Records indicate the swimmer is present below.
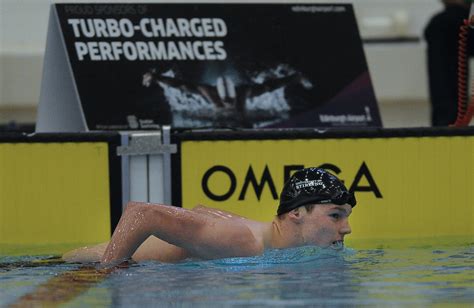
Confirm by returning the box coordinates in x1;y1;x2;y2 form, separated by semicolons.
63;167;355;266
142;70;313;126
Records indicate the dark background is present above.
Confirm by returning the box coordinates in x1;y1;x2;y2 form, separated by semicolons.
56;3;380;130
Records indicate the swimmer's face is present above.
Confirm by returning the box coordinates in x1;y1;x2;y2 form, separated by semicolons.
300;204;352;249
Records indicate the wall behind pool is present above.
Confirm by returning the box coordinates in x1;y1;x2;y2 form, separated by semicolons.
175;128;474;241
0;129;472;253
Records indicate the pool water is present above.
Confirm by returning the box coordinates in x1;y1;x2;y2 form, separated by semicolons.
1;240;473;307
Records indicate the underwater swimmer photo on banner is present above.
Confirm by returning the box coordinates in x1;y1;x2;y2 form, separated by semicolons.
43;3;381;130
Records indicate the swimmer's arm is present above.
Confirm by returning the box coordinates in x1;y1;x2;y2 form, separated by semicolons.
63;236;186;263
101;202;261;266
65;204;235;263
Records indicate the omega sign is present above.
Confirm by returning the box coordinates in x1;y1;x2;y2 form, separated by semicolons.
201;162;382;202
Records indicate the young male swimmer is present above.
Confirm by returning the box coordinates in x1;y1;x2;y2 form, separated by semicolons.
63;167;356;266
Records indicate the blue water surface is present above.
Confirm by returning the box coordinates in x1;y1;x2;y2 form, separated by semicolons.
1;243;473;307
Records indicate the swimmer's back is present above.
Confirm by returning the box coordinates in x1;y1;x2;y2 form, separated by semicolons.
192;204;268;248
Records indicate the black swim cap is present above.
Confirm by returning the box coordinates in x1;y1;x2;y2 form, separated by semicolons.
277;167;356;216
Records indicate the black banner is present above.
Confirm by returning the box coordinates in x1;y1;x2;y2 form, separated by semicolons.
55;3;381;130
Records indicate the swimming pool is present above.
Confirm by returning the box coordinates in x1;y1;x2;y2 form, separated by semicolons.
1;239;473;307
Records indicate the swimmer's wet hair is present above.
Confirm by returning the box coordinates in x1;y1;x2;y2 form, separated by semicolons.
277;167;356;216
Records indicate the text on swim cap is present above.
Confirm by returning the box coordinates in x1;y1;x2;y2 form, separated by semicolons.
294;179;325;190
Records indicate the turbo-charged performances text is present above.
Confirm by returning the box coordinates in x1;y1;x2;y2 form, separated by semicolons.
68;18;228;61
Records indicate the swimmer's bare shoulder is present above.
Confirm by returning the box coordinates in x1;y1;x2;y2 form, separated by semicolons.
192;204;268;247
192;204;246;219
133;204;264;262
100;202;264;265
63;203;264;264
